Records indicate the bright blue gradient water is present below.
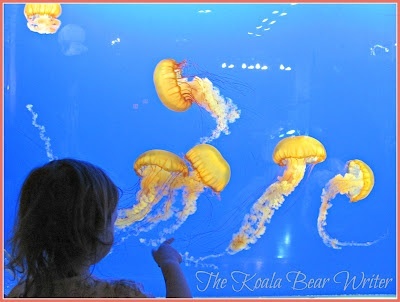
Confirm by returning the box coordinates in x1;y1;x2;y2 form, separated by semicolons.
3;3;397;298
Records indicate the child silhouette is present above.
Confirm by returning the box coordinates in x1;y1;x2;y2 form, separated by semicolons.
7;159;192;298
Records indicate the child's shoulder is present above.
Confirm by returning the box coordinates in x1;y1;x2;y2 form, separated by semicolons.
7;276;152;298
93;277;153;298
7;282;25;298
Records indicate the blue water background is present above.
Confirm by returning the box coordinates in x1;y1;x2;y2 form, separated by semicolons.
3;3;397;298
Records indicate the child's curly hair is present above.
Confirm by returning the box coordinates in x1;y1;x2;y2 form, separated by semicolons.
8;158;120;297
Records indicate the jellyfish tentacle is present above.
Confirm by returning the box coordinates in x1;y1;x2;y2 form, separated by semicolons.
192;77;241;143
228;161;307;254
115;170;181;227
159;175;205;237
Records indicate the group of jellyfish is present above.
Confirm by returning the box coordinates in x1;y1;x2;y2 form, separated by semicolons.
121;57;378;254
24;3;379;255
116;143;231;246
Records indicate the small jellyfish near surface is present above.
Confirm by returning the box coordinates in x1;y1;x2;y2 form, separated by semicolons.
57;24;88;56
24;3;62;34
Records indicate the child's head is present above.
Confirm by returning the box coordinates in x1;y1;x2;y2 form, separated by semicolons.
10;158;120;283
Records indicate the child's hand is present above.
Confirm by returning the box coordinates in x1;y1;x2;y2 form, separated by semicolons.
152;238;182;268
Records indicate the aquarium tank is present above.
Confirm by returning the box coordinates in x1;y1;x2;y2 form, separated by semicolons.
3;3;397;298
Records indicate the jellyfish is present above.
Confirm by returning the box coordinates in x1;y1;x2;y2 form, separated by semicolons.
24;3;62;34
115;149;189;227
317;159;379;249
57;24;88;56
228;136;326;254
153;59;241;143
143;144;231;245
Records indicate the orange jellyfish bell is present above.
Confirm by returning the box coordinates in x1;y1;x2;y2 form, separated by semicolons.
153;59;193;112
346;159;374;202
24;3;62;34
134;149;189;177
273;135;327;166
273;135;327;182
185;144;231;193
